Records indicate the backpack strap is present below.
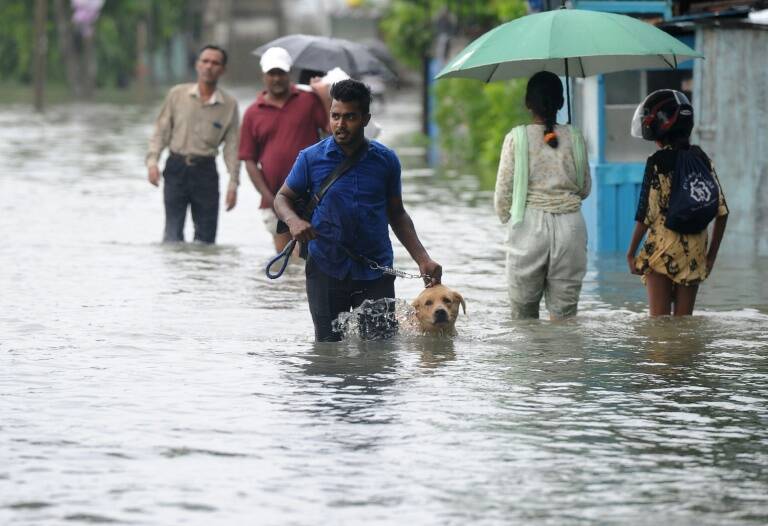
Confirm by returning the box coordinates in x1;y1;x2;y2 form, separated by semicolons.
570;127;586;191
510;125;529;226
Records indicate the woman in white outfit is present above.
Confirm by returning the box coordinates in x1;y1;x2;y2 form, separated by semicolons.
494;71;591;319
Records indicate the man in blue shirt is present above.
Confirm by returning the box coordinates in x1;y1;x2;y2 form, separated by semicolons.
274;79;442;341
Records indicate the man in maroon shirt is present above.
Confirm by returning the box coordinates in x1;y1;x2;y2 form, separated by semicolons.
239;46;329;252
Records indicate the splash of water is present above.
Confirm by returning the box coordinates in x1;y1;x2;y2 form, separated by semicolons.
332;298;423;340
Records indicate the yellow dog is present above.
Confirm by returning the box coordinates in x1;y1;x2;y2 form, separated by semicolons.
411;284;466;336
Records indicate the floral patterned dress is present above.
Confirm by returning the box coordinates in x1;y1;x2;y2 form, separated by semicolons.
634;145;729;286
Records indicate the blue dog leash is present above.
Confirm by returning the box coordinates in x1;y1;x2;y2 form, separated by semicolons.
265;239;297;279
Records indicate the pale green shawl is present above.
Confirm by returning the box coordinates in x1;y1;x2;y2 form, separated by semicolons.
509;125;587;225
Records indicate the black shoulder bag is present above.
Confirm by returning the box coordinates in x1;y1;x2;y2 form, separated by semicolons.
266;140;368;279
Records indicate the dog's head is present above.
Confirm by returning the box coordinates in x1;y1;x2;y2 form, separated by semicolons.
411;284;466;335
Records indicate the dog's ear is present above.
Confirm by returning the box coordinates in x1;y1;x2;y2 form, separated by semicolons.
454;292;466;314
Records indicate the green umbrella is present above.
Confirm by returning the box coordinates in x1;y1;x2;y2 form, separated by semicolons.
436;8;703;121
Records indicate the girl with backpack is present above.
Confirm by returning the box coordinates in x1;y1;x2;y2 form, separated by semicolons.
494;71;591;319
626;89;729;316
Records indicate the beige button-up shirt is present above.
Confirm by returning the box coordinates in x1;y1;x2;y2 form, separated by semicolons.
146;83;241;191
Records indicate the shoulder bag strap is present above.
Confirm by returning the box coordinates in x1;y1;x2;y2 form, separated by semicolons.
510;125;529;226
301;139;369;221
265;140;369;280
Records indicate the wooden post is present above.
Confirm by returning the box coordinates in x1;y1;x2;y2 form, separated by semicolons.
33;0;48;112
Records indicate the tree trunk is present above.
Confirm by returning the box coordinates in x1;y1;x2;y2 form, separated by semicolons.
33;0;48;112
53;0;82;97
82;32;96;98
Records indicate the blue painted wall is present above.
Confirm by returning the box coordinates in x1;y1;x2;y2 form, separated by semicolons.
594;163;645;251
589;73;647;252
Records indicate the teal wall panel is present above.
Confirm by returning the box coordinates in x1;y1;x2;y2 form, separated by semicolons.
594;163;644;251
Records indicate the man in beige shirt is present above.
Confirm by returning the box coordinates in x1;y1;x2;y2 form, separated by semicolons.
147;45;240;243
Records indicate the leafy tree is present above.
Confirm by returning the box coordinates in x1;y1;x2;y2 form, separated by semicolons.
435;77;528;186
95;0;189;88
380;1;432;69
0;0;189;95
0;2;36;83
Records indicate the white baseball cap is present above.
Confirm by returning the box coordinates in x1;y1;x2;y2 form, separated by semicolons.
260;47;292;73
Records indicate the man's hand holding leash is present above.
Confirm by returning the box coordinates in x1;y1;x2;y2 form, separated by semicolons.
418;259;442;287
286;216;316;243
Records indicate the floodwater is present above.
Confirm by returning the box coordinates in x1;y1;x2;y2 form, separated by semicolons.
1;87;768;526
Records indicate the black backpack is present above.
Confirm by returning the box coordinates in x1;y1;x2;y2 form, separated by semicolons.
665;147;719;234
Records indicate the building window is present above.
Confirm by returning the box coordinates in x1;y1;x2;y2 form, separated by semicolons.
603;69;693;163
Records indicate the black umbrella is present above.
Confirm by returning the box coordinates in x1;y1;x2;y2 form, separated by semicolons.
253;34;396;80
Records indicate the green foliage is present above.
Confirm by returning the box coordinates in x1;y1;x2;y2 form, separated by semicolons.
490;0;529;21
381;0;528;68
381;0;529;185
435;78;528;186
96;0;188;88
0;0;188;89
380;1;433;69
0;2;34;83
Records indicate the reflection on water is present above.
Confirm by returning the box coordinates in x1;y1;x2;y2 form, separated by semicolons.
1;91;768;525
298;342;400;424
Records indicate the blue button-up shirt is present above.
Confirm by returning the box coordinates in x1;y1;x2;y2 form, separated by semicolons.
285;136;402;280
